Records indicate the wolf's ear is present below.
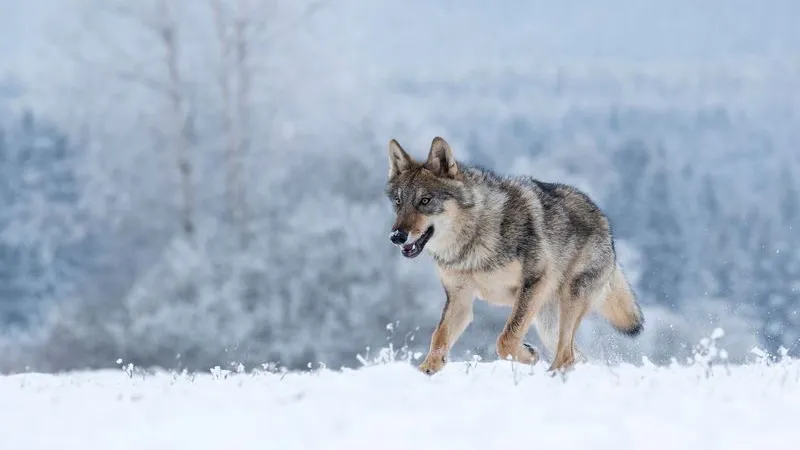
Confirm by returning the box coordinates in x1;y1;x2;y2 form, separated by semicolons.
424;137;458;178
388;139;413;178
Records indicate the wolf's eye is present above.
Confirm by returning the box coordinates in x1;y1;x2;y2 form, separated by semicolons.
395;197;401;205
420;197;431;205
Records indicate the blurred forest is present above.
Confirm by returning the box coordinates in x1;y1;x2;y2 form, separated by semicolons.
0;0;798;372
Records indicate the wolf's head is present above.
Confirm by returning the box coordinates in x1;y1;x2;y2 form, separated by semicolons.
384;136;469;259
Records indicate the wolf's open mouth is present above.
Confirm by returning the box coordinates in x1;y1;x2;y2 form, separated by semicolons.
401;226;434;258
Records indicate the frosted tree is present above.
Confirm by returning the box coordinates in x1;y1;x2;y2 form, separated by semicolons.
210;0;253;245
52;0;203;245
207;0;329;247
0;111;86;326
110;0;197;242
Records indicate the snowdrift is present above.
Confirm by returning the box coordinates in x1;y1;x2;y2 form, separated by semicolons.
2;355;798;450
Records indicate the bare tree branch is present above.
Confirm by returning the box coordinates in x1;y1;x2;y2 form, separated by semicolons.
233;0;253;246
156;0;196;242
265;0;329;42
45;0;173;95
210;0;240;230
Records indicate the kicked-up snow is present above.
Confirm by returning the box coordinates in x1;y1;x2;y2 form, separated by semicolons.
1;358;798;450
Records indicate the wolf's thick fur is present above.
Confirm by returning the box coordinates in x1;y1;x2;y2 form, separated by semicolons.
385;137;644;374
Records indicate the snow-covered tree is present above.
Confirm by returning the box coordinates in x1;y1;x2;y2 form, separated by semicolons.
0;111;86;326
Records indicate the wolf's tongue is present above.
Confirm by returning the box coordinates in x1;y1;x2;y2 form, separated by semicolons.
401;241;422;258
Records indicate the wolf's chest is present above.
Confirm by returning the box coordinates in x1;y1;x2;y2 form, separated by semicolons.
470;260;523;306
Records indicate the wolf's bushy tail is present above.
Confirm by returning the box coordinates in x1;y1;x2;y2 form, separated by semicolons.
597;265;644;337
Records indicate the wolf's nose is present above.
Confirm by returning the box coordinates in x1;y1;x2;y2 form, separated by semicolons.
390;229;408;245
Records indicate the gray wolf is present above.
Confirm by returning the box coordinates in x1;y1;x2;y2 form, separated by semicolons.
385;136;644;374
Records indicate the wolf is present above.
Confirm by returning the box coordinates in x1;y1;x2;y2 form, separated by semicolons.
385;136;644;374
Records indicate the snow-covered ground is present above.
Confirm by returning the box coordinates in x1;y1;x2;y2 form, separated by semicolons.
2;357;798;450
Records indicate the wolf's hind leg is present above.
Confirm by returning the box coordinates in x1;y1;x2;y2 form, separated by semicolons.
532;298;559;358
496;269;557;365
548;267;609;371
548;296;591;372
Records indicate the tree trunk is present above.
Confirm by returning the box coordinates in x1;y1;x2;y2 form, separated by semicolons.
233;10;251;248
159;0;195;244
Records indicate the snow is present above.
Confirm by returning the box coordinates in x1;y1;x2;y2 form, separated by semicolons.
2;359;798;450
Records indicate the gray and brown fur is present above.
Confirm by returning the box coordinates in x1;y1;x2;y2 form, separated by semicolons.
385;136;644;374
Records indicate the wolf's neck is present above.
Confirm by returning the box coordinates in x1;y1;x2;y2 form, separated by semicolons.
429;185;507;272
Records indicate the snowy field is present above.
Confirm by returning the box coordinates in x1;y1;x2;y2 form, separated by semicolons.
2;357;799;450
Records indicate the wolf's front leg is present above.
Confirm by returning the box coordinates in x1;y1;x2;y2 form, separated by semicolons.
496;269;555;365
419;277;474;375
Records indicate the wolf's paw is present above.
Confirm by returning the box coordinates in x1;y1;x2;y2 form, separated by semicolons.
497;338;539;365
546;354;581;375
418;354;446;375
546;364;575;378
522;342;540;363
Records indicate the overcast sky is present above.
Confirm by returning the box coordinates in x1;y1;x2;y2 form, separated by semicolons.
2;0;799;110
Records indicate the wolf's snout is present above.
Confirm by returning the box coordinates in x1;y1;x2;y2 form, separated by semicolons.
390;229;408;246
